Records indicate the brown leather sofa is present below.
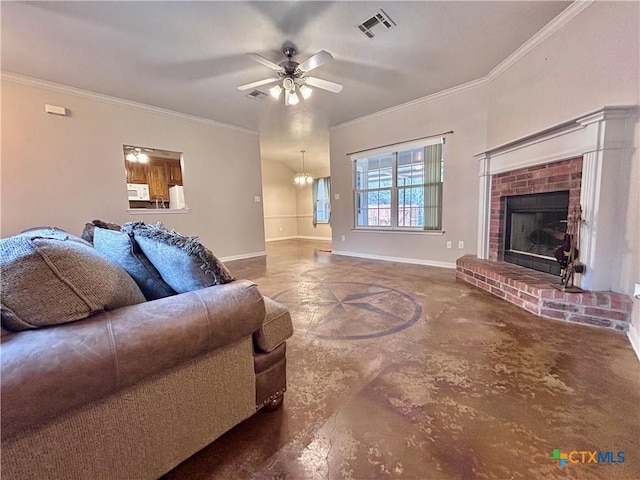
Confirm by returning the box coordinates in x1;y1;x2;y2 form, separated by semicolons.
1;280;293;479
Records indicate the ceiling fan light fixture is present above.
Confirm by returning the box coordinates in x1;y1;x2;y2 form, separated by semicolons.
242;47;343;106
282;77;295;90
299;84;313;99
269;84;283;99
285;89;299;106
126;147;150;163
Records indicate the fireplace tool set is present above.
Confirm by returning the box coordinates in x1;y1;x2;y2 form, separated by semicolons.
553;205;585;292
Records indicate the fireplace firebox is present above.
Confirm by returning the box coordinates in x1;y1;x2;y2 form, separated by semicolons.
503;191;569;275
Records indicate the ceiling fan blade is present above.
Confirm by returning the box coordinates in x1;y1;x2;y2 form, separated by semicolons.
297;50;333;73
247;53;284;72
305;76;343;93
237;78;279;91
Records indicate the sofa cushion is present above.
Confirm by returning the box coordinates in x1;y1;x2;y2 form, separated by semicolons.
123;222;235;293
0;231;146;331
81;219;121;244
254;297;294;352
93;227;176;301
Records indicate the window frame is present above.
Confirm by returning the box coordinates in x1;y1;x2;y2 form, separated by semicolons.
351;137;444;232
314;176;331;224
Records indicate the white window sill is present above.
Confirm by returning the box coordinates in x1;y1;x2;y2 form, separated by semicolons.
127;208;191;215
351;228;444;236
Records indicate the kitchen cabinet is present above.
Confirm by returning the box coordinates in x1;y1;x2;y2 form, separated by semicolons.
126;162;148;184
147;160;169;202
167;159;183;186
124;154;183;204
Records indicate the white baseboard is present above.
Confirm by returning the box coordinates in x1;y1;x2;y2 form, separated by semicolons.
265;236;331;242
628;326;640;362
296;236;332;241
265;236;298;243
219;251;266;262
331;250;456;269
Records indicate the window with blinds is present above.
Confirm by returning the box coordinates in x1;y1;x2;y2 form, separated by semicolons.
352;139;443;231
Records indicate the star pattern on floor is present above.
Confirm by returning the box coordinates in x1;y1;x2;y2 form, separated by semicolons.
273;282;422;340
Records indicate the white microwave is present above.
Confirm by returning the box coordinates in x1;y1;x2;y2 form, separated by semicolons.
127;183;150;201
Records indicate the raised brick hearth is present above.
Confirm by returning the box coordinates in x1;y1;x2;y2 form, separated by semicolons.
456;255;631;331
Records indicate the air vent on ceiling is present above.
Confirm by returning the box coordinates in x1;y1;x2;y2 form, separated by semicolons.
356;9;396;38
246;89;268;100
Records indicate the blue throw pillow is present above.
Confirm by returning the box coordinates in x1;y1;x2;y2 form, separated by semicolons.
81;219;121;244
93;227;176;301
123;222;235;294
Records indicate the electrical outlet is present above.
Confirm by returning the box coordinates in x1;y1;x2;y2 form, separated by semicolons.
446;241;452;249
334;193;340;200
341;235;346;242
458;241;464;249
254;196;261;203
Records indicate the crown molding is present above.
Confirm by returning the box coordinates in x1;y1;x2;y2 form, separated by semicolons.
330;76;487;131
486;0;594;80
331;0;593;131
1;72;258;135
3;1;593;136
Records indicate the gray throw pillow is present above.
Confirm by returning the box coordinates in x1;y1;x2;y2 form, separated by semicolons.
123;222;235;294
0;231;146;331
93;227;176;301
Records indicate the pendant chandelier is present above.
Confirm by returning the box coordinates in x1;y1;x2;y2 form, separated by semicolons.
294;150;313;185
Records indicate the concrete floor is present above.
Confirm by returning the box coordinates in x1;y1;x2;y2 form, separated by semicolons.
164;240;640;480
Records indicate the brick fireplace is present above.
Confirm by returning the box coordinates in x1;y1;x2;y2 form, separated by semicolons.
490;157;582;274
457;107;636;331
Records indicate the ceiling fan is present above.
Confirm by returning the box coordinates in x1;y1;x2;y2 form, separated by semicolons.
237;46;343;105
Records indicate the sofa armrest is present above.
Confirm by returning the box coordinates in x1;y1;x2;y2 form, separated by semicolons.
1;280;264;439
254;297;294;353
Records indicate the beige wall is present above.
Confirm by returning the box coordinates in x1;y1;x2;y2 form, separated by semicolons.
1;78;265;259
261;160;299;241
487;1;639;147
262;161;332;241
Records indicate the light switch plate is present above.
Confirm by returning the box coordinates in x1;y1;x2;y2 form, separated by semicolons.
254;196;261;202
334;193;340;200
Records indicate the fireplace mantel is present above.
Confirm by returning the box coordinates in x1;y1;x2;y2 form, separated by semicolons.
475;106;637;291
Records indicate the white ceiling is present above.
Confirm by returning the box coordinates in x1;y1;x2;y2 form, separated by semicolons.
1;1;571;171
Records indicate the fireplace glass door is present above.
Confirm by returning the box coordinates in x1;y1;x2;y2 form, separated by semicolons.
504;191;569;275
